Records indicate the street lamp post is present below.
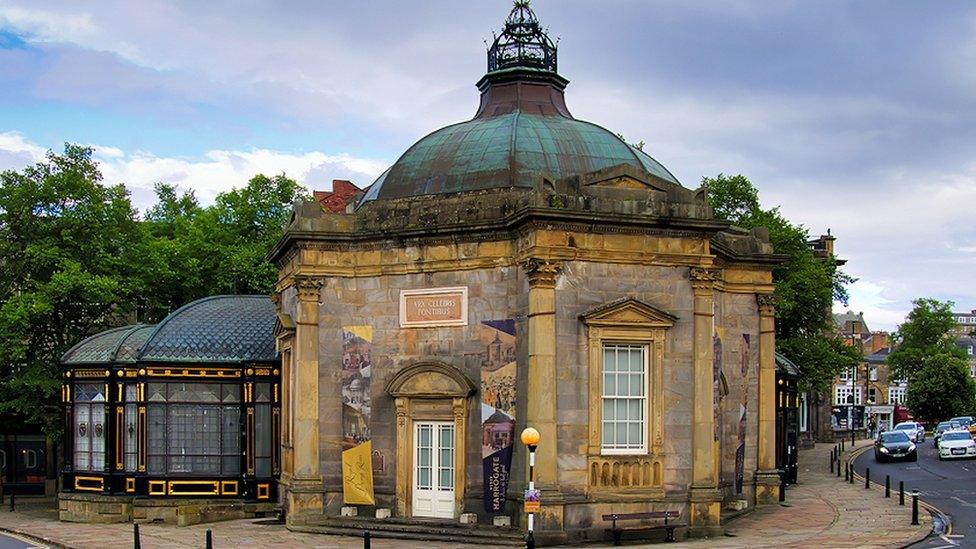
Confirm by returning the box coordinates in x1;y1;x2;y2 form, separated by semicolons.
521;427;541;549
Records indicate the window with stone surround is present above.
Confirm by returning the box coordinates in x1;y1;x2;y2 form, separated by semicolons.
889;386;906;405
601;343;648;453
580;298;673;492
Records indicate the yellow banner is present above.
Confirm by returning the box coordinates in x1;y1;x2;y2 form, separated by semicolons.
341;440;375;505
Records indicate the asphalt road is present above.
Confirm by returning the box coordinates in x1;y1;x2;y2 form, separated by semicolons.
854;438;976;548
0;533;39;549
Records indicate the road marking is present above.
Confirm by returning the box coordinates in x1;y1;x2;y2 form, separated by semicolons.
950;496;976;509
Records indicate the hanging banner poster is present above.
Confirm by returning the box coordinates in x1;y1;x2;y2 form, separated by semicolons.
480;319;517;513
342;439;375;505
341;326;373;450
734;334;750;494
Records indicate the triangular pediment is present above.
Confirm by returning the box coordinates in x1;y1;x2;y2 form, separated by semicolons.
579;297;677;328
578;164;670;192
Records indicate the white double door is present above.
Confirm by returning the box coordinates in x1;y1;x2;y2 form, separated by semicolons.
412;421;455;519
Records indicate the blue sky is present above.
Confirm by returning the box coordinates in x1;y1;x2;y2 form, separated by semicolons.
1;0;974;331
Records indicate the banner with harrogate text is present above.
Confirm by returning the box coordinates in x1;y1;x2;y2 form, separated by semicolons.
479;319;517;513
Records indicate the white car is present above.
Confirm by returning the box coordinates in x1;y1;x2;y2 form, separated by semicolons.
893;421;924;443
938;430;976;460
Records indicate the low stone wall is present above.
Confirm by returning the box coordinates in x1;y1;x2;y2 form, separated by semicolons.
59;493;276;526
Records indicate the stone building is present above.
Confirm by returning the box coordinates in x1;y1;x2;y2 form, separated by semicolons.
270;1;780;544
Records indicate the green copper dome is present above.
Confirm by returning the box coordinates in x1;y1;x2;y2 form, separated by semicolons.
360;2;680;204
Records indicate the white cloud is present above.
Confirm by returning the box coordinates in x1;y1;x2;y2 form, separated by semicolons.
0;133;389;210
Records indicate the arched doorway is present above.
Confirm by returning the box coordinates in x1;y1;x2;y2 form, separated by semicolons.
384;362;475;519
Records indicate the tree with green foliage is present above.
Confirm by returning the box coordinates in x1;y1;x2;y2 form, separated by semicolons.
888;299;975;422
0;145;308;438
703;173;860;391
0;145;148;436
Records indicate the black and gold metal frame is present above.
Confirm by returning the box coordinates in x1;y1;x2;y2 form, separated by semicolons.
61;364;280;501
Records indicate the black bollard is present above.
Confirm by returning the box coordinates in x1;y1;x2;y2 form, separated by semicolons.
526;531;536;549
8;491;13;512
841;439;845;452
780;474;787;503
865;467;870;489
206;529;213;549
912;490;919;525
844;462;849;481
849;462;854;484
836;458;841;477
899;481;905;506
852;429;856;447
830;454;834;473
364;530;371;549
885;475;891;498
134;523;142;549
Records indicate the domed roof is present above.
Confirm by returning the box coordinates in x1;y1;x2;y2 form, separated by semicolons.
360;1;680;205
62;324;155;365
139;295;277;363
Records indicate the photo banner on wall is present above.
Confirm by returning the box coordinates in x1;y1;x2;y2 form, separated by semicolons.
479;319;517;514
341;326;373;448
734;334;750;494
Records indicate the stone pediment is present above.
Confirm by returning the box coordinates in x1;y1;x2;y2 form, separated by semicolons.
273;313;296;339
385;361;477;399
579;297;677;328
577;164;670;192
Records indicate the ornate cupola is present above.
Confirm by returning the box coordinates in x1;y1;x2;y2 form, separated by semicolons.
357;0;682;203
475;0;570;118
487;0;557;74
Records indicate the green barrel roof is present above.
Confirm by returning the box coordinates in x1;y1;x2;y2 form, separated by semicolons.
360;111;680;203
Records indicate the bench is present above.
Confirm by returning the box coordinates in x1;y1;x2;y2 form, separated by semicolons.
602;510;683;545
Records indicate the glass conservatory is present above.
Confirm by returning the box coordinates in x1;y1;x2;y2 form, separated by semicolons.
60;295;279;522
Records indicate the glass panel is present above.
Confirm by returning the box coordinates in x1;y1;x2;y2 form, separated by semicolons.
124;384;137;402
147;404;166;474
419;447;431;467
255;383;271;403
603;348;615;372
420;426;431;447
147;383;166;402
628;423;641;447
618;373;629;397
124;403;138;472
419;467;430;489
602;422;614;446
604;373;616;396
90;403;105;470
73;404;90;471
222;385;240;403
439;426;453;450
255;404;271;477
439;468;453;489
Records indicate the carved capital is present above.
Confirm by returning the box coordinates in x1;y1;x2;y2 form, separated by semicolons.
757;293;777;316
294;276;324;303
521;258;563;288
690;267;722;290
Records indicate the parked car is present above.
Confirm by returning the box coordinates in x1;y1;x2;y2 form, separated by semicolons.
949;416;976;436
893;421;924;443
938;430;976;460
875;430;918;462
934;421;961;445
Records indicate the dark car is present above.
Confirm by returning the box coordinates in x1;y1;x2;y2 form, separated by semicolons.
874;430;918;462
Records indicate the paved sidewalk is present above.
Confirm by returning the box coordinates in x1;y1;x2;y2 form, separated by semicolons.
0;440;930;548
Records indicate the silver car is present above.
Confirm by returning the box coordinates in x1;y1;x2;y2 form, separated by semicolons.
893;421;925;443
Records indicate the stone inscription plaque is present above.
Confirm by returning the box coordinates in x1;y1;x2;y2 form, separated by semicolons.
399;287;468;328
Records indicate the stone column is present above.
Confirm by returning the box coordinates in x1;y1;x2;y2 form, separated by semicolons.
287;276;324;519
522;258;564;538
688;267;722;536
754;293;780;504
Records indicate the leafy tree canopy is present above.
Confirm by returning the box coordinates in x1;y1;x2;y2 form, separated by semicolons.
703;173;857;390
887;298;974;421
0;145;307;437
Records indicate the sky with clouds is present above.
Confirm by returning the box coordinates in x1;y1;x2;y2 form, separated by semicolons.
0;0;974;331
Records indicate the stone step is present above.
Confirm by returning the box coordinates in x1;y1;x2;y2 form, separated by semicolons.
292;516;525;546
